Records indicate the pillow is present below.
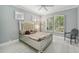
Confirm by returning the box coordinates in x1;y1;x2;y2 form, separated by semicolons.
25;31;30;35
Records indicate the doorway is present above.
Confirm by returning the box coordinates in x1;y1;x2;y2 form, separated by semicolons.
47;15;64;36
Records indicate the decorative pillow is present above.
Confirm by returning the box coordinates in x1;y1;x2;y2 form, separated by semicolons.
25;31;30;35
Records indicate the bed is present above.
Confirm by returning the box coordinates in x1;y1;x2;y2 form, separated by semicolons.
19;21;53;52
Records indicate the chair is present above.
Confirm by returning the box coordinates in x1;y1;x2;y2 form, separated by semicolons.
64;28;78;44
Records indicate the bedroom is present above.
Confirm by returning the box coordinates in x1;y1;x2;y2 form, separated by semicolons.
0;5;79;53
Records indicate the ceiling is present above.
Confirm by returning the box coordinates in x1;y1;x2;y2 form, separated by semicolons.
15;5;78;15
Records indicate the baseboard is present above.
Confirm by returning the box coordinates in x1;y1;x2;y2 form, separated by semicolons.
0;39;19;47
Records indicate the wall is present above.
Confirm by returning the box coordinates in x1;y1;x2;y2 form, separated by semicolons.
0;5;40;44
41;8;78;33
77;7;79;30
0;6;19;44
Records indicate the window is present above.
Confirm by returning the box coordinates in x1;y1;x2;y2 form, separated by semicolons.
47;15;64;33
54;15;64;33
47;17;54;31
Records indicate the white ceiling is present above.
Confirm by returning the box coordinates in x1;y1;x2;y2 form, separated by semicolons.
15;5;78;15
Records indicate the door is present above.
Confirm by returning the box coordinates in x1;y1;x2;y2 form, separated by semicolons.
47;15;64;35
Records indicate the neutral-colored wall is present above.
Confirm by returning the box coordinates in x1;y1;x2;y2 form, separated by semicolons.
41;8;78;33
0;6;19;44
77;7;79;30
0;5;40;44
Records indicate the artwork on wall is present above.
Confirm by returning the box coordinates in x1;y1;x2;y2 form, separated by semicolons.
15;11;24;20
15;11;24;31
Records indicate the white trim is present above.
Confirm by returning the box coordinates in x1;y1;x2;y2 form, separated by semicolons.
0;39;19;47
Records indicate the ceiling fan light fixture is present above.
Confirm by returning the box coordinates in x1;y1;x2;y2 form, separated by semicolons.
38;5;54;11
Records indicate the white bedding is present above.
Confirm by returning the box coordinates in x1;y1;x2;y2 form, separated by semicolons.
24;32;51;41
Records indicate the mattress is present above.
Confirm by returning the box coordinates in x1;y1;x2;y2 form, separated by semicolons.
24;32;51;41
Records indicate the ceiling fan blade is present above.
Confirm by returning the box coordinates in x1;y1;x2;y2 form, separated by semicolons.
38;5;52;11
44;7;48;11
38;6;42;10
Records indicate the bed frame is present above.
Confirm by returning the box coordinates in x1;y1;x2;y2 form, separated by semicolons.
19;21;53;52
19;33;52;53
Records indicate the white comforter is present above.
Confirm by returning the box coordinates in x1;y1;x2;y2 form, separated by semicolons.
24;32;51;41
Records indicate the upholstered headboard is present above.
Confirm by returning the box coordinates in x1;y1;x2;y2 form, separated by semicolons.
20;20;35;34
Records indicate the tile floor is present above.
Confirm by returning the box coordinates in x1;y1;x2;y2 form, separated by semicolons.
0;35;79;53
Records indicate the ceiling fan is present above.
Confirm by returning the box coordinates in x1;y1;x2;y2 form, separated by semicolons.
38;5;54;11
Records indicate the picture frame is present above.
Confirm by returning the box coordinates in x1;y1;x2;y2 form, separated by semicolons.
15;11;24;20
